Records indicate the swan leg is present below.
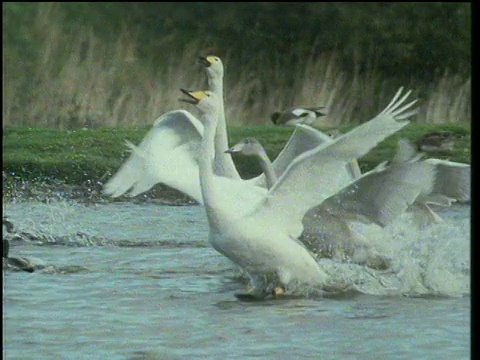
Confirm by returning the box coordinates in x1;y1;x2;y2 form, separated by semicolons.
235;272;286;300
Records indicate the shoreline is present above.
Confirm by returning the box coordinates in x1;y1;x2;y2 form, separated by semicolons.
3;124;470;204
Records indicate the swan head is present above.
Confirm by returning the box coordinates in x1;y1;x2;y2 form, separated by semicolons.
179;89;220;116
225;137;265;157
198;55;224;79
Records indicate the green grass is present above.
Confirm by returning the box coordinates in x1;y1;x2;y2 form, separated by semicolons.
3;123;470;187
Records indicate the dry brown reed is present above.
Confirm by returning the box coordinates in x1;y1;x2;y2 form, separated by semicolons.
3;4;471;129
421;71;471;125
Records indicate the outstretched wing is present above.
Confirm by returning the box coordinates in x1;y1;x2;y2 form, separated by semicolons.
272;125;333;176
252;87;417;237
248;125;333;188
322;159;436;227
103;110;205;203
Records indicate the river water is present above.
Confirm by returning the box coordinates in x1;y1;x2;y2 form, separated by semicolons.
3;200;470;359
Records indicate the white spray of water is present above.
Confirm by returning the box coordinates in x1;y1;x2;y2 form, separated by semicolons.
318;208;470;297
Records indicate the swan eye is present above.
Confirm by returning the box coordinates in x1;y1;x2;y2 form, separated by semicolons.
300;113;309;117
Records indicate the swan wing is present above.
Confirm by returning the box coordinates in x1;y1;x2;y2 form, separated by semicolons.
272;125;333;176
253;88;417;236
248;125;333;188
322;159;436;227
103;110;205;203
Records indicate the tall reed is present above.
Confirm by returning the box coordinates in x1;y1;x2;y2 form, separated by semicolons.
3;4;471;129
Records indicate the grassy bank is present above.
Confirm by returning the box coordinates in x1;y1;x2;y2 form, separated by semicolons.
3;123;470;189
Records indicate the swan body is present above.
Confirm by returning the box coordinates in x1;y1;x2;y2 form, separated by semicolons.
392;140;471;222
181;89;327;293
180;87;416;294
271;107;328;126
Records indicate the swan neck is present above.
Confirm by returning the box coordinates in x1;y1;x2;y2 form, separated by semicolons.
199;113;220;212
256;151;277;189
209;77;225;140
209;76;240;179
209;76;222;96
347;159;362;179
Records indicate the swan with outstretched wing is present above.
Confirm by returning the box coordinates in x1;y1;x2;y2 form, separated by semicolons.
181;87;416;297
104;55;330;200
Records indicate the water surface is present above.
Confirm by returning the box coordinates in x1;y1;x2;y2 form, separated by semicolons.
3;201;470;359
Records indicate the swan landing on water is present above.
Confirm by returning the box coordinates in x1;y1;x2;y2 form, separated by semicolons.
173;86;417;298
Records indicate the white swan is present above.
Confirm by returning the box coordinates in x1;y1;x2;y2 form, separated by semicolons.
197;55;240;179
180;89;327;296
271;106;328;126
104;55;327;199
424;158;470;203
179;87;416;296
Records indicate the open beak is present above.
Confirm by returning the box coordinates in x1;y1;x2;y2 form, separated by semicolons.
198;56;211;67
179;89;200;104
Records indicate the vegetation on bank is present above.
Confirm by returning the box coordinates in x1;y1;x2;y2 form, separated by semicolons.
4;3;471;129
3;124;471;189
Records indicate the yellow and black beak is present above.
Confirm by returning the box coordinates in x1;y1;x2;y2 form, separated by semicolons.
179;89;207;105
198;56;212;67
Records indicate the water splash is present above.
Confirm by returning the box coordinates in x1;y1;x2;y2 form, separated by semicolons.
3;172;107;204
3;172;196;205
317;208;470;297
4;198;469;298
